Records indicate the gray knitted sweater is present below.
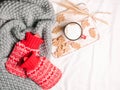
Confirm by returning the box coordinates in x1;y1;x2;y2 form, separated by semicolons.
0;0;55;89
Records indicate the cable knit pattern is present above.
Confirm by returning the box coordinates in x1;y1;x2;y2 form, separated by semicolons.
21;52;62;89
0;0;55;89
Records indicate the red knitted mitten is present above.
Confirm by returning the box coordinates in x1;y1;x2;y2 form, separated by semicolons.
21;52;62;89
5;32;43;78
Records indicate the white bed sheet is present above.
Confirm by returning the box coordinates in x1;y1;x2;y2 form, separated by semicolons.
48;0;120;90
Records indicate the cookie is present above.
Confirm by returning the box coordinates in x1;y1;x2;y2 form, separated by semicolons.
71;42;81;49
52;25;63;34
89;28;96;38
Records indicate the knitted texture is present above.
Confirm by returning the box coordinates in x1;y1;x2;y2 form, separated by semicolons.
0;0;55;59
0;58;41;90
0;0;55;89
5;32;43;78
21;52;62;89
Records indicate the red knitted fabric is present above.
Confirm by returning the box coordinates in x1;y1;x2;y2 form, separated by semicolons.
5;32;43;78
21;52;62;89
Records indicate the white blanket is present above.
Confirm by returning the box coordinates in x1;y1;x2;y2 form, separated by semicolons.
49;0;120;90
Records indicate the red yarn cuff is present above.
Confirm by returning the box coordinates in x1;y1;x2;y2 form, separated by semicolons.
21;32;44;49
20;52;40;71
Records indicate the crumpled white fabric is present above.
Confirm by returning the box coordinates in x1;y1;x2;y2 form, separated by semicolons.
49;0;120;90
